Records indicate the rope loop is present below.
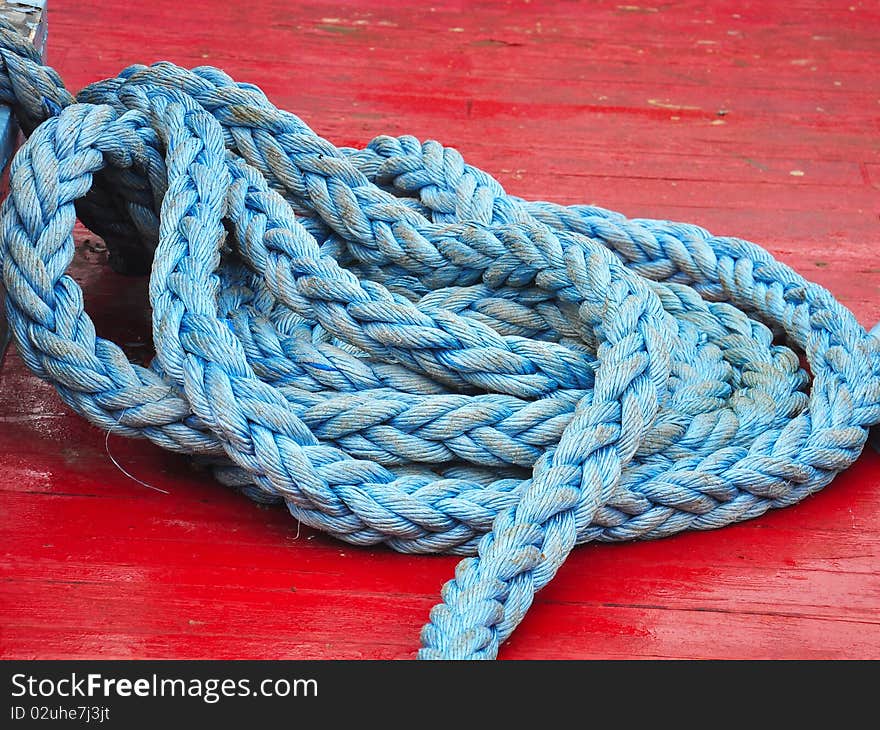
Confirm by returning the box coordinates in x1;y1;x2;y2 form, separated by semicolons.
1;19;878;659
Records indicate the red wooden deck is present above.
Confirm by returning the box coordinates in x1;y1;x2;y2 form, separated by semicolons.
1;0;879;660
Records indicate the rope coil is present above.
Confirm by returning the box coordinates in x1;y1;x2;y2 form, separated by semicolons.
1;20;878;659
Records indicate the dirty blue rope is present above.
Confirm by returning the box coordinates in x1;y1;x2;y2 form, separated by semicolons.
1;21;879;659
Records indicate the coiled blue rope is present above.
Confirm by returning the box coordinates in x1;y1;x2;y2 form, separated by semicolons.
1;21;879;659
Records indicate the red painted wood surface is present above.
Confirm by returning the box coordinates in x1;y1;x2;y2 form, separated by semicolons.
1;0;879;660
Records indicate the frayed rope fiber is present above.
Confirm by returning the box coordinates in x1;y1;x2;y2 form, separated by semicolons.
1;20;879;660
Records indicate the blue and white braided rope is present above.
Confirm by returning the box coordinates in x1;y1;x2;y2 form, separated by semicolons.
1;20;879;659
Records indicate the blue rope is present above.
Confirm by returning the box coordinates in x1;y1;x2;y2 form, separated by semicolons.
1;20;879;659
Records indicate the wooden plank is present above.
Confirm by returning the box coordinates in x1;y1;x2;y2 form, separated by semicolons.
0;0;878;660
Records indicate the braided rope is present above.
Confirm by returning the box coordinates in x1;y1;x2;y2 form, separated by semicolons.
1;21;879;659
